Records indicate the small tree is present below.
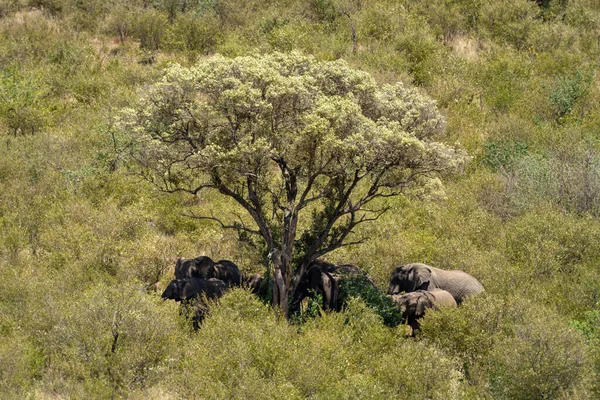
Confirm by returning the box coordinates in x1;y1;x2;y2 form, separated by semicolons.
119;52;466;317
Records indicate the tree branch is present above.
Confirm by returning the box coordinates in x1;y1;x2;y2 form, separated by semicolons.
183;211;262;236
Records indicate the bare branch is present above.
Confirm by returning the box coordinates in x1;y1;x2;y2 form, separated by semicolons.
183;211;262;236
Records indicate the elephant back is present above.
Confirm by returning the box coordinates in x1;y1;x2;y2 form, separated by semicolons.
174;256;216;280
391;290;436;316
428;288;458;308
214;259;243;286
431;267;484;304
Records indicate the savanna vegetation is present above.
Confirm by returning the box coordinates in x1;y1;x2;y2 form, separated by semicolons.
1;0;600;398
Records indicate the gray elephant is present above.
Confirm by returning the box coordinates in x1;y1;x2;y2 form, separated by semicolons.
391;289;457;335
161;277;227;302
174;256;216;280
387;263;484;304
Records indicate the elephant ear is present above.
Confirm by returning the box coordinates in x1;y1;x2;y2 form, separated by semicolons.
414;294;432;317
174;258;183;279
321;271;338;310
413;265;431;291
210;264;220;279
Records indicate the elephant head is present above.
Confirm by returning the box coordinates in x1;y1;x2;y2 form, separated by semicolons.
245;273;263;291
392;291;436;319
245;273;267;297
388;263;432;295
391;289;457;336
291;262;339;313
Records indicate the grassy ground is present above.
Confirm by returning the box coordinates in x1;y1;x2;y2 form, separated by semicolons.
1;0;600;397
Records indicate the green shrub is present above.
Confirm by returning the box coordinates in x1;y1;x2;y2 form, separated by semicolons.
133;8;169;51
422;293;593;398
0;65;49;136
309;0;338;24
480;50;532;113
103;4;137;44
482;139;529;172
393;17;445;86
412;0;483;41
548;69;594;123
572;310;600;396
176;290;469;398
338;275;403;327
164;11;220;56
38;282;183;398
479;0;540;49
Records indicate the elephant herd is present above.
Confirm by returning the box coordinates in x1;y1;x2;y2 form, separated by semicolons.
388;263;485;334
161;256;484;334
161;256;263;328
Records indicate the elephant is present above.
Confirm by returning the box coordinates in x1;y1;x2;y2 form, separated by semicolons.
292;260;377;312
162;277;228;330
245;273;268;298
174;256;243;287
174;256;216;280
214;259;243;287
387;263;484;304
245;273;263;292
391;289;457;335
161;277;227;302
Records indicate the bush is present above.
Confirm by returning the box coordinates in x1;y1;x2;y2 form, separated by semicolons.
176;290;469;398
0;65;49;136
548;69;594;124
133;8;169;51
164;11;220;57
422;293;593;398
479;0;540;49
482;139;529;172
37;282;183;398
338;274;403;327
479;50;532;113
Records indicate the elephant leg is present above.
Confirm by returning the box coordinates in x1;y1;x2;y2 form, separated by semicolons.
407;317;420;337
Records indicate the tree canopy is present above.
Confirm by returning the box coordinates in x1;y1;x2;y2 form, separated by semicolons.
120;51;467;316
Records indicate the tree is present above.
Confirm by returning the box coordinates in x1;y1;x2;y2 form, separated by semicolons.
119;52;467;318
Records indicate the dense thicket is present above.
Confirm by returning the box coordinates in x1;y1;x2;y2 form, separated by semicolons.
1;0;600;398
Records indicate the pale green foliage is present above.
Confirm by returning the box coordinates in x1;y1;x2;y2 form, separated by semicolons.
176;290;469;399
1;0;600;398
422;294;593;399
122;52;458;188
39;282;184;397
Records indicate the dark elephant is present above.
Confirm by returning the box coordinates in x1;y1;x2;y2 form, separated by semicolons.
162;277;228;330
391;289;457;335
245;273;263;292
292;260;376;312
161;277;227;302
387;263;484;304
214;259;243;287
174;256;242;287
174;256;216;280
245;273;268;298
